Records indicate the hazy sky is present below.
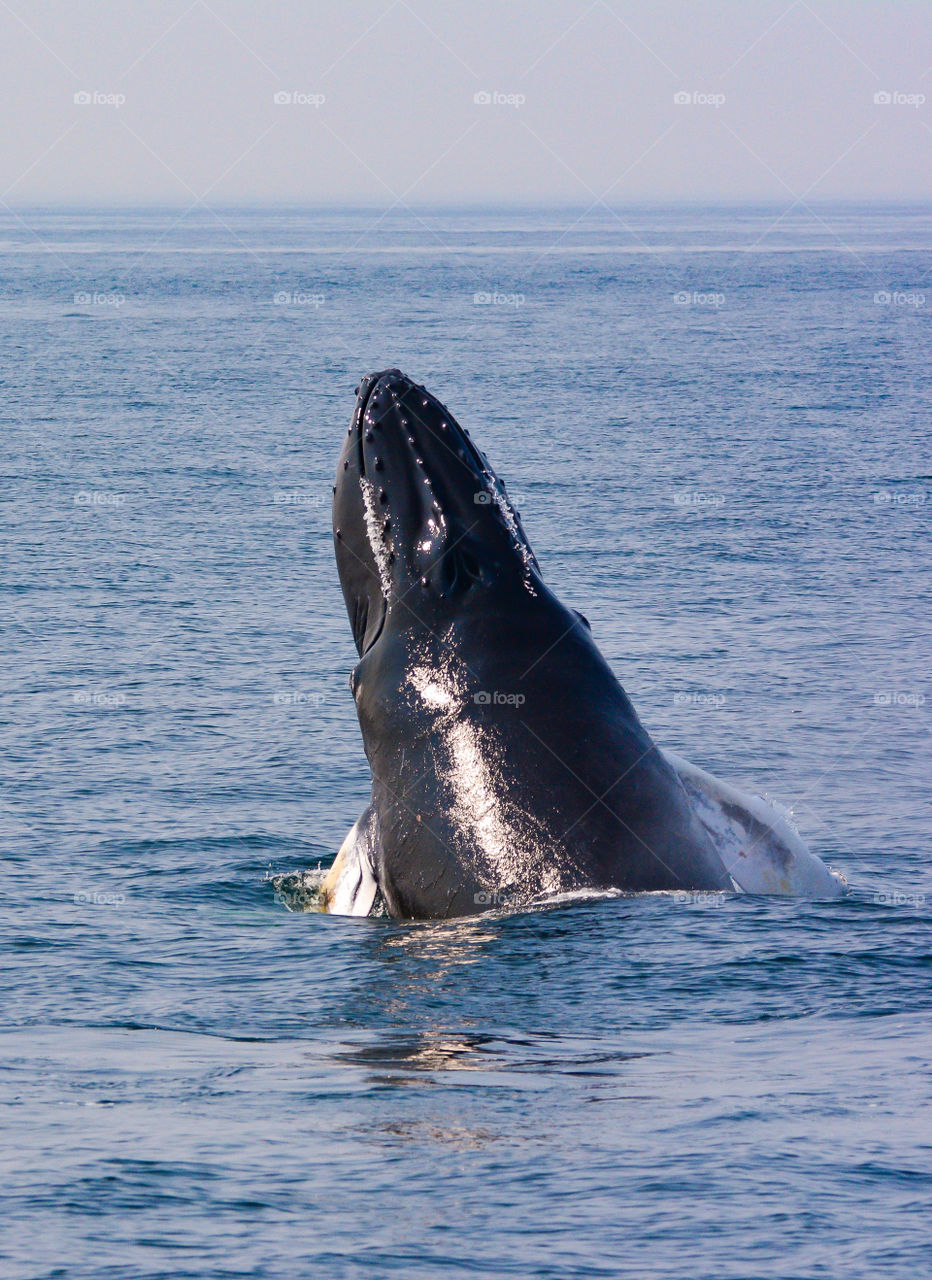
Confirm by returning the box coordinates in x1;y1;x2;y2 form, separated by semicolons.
1;0;929;204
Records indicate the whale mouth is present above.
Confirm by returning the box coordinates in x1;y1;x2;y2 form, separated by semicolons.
333;369;540;656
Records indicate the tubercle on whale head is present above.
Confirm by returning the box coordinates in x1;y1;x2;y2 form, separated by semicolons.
333;369;544;660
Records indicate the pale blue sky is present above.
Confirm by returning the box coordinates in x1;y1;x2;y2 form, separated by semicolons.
1;0;929;204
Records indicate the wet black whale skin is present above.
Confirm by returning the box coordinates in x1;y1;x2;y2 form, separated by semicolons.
332;369;731;919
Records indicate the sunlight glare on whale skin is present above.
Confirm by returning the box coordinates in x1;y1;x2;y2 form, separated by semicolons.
407;663;562;902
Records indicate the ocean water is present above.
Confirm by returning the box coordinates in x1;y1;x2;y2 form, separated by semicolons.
2;204;930;1278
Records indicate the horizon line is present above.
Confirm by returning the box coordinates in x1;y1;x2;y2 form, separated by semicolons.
3;196;931;212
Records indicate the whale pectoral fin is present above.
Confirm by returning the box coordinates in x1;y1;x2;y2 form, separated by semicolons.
661;750;845;898
320;810;381;916
319;845;353;906
572;609;591;631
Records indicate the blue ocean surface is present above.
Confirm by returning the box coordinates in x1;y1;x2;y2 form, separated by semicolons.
1;204;930;1279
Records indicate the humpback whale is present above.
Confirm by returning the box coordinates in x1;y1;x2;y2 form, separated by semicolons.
323;369;841;918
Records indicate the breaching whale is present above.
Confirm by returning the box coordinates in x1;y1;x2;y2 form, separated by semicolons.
323;369;842;918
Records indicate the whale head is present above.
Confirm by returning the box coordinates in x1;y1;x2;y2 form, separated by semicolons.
333;368;545;659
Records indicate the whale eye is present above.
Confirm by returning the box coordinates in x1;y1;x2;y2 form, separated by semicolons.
351;595;369;652
434;543;485;597
458;548;483;585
